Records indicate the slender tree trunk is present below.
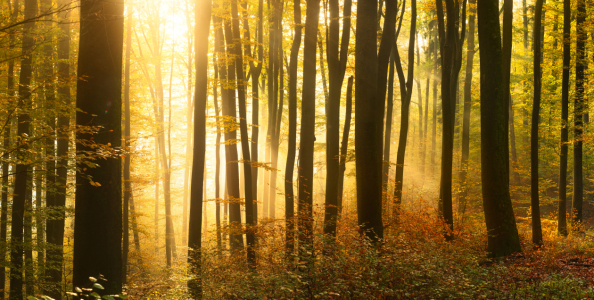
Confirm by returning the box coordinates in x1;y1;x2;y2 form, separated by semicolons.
45;0;70;297
558;0;570;236
123;9;132;284
337;76;353;213
393;0;416;211
223;18;244;251
213;54;222;255
531;0;544;246
355;0;382;242
324;0;352;238
299;0;320;253
73;0;124;294
415;33;423;172
182;0;194;247
285;0;302;257
382;52;395;191
431;20;438;175
11;0;37;297
250;0;263;225
572;0;586;225
229;0;256;266
269;2;283;219
187;0;211;296
2;1;18;297
458;0;475;213
476;0;521;258
24;178;33;296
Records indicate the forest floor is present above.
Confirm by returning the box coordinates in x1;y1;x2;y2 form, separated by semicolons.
125;203;594;300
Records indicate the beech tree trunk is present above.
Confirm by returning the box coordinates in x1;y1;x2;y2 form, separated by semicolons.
285;0;302;257
476;0;521;258
187;0;211;296
337;77;353;213
572;0;586;225
323;0;351;238
558;0;570;236
531;0;544;246
73;0;124;294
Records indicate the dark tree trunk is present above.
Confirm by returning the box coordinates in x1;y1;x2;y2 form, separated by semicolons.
250;0;264;225
415;33;423;173
223;18;244;251
24;178;33;296
285;0;302;257
382;52;395;191
393;0;416;210
299;0;320;253
531;0;544;246
458;0;475;214
476;0;521;258
73;0;124;294
182;0;194;247
123;9;132;284
45;0;70;297
435;0;465;240
337;76;353;213
558;0;570;236
355;0;382;242
2;0;18;298
502;0;518;186
323;0;351;238
229;0;256;267
10;0;37;298
573;0;586;225
187;0;211;296
213;55;222;255
431;23;438;175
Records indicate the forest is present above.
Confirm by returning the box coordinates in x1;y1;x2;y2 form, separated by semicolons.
0;0;593;298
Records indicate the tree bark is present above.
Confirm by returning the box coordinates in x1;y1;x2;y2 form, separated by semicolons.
531;0;544;246
572;0;586;225
187;0;211;295
10;0;36;298
337;76;353;214
182;0;194;247
285;0;302;257
299;0;320;253
323;0;351;238
123;8;132;284
73;0;124;294
558;0;570;236
355;0;382;242
476;0;521;258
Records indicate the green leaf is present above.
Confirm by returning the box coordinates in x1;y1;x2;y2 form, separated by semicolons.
89;276;98;283
94;283;105;290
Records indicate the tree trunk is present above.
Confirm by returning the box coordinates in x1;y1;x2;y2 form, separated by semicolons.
213;54;222;255
10;0;37;298
431;19;438;175
223;18;244;251
458;0;475;214
382;52;395;192
355;0;382;242
476;0;521;258
229;0;256;266
187;0;211;295
182;0;194;247
299;0;320;253
531;0;544;246
393;0;416;211
285;0;302;257
324;0;352;238
123;8;132;284
2;1;18;298
337;76;353;213
558;0;570;236
73;0;124;294
572;0;586;225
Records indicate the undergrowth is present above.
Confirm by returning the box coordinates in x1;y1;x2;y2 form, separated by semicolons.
127;205;594;299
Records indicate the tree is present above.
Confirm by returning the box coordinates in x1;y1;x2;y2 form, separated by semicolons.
73;0;124;294
337;76;353;213
458;0;475;214
323;0;351;238
572;0;586;225
558;0;570;236
355;0;382;242
285;0;302;256
393;0;416;209
10;0;36;298
229;0;256;267
531;0;544;246
188;0;211;295
435;0;465;239
298;0;320;252
476;0;521;258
